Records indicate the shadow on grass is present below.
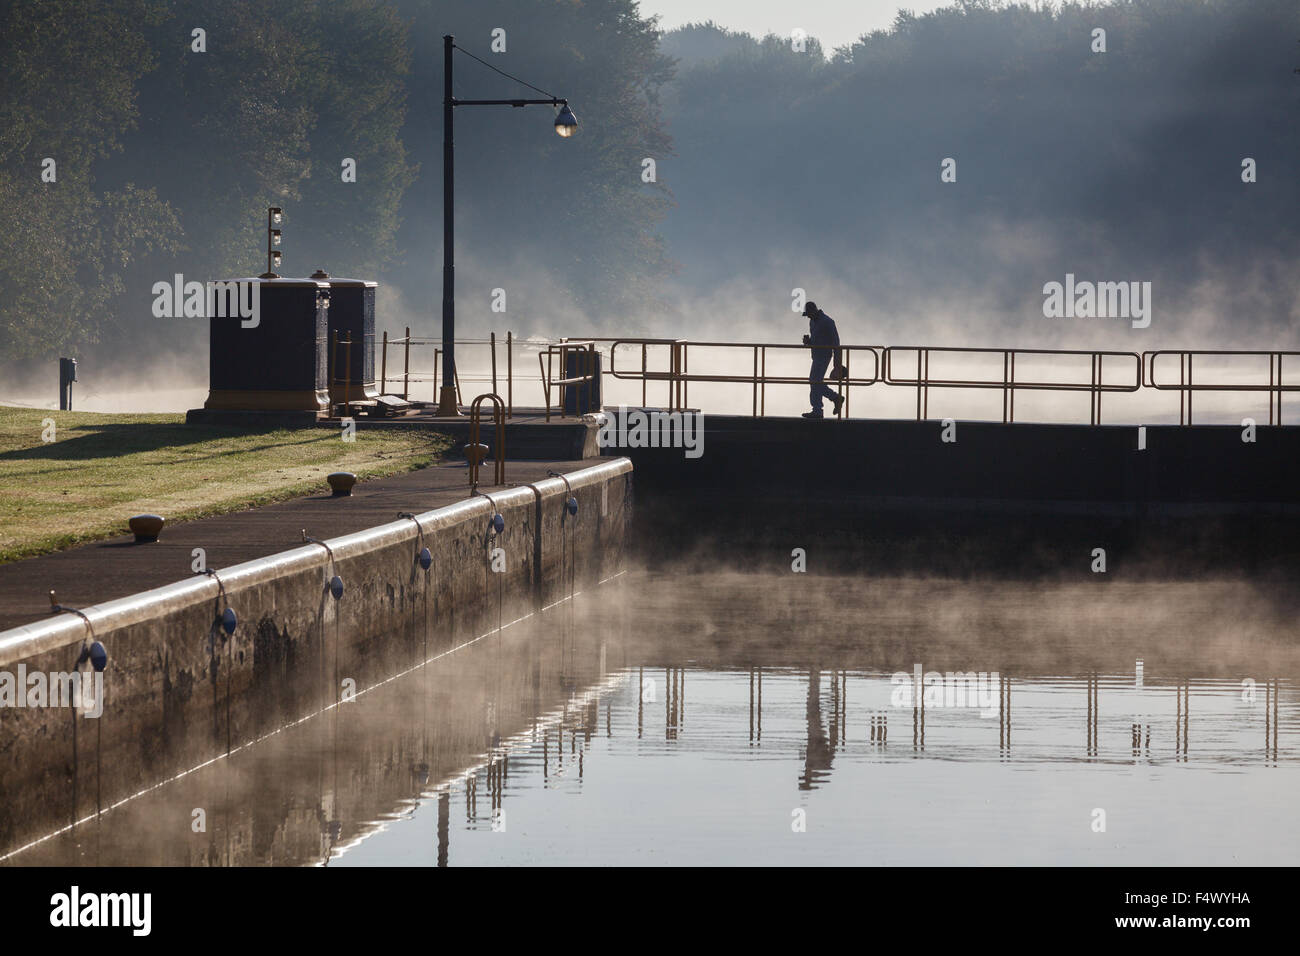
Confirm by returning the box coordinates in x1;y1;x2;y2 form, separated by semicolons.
0;423;331;462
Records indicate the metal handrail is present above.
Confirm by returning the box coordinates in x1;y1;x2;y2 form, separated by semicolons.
883;346;1141;424
379;329;526;415
1144;350;1300;425
605;339;881;415
539;342;598;422
468;393;506;490
371;333;1300;426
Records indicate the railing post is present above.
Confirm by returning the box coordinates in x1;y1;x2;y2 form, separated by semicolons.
1269;352;1275;426
843;349;850;418
507;330;513;419
916;349;922;421
556;343;565;420
1180;353;1190;424
678;341;685;411
1010;350;1016;423
668;343;676;411
539;349;551;423
1088;353;1094;425
1002;350;1009;424
381;329;388;394
683;342;689;410
403;325;411;401
1097;353;1104;425
491;331;498;397
344;332;353;417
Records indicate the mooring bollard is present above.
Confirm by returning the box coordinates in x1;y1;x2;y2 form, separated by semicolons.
128;514;165;543
327;471;357;496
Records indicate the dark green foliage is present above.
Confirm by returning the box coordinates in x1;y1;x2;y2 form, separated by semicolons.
660;2;1300;329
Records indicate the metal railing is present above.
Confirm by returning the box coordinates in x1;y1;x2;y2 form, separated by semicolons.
371;331;1300;425
599;339;1138;423
539;341;599;421
1144;351;1300;425
599;339;881;415
882;347;1142;425
467;393;506;490
379;329;515;415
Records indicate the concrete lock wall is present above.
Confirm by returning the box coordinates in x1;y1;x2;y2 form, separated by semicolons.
0;458;632;859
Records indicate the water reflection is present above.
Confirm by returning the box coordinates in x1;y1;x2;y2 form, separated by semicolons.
8;571;1299;866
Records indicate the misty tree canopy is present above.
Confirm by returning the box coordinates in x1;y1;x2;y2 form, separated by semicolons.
0;0;1296;367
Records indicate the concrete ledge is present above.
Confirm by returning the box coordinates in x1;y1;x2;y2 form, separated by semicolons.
0;458;632;859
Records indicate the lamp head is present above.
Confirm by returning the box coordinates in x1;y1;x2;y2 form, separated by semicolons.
554;104;578;138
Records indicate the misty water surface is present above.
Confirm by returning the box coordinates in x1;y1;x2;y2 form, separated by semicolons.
12;570;1297;866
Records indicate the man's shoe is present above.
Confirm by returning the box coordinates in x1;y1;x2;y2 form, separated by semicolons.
802;410;824;419
832;394;844;417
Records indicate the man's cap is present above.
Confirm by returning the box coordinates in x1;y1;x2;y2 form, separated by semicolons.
802;301;818;317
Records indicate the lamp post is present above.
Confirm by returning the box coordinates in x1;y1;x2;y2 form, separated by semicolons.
260;207;283;279
438;34;578;417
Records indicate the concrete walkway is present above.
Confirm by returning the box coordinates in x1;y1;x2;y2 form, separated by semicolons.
0;457;604;633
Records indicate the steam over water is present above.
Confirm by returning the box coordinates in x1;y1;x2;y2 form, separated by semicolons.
12;570;1298;866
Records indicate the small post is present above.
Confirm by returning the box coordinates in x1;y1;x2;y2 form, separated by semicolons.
558;344;566;419
344;332;353;417
491;331;498;396
58;357;77;411
683;342;689;410
506;330;513;419
331;330;339;415
403;325;411;401
844;350;851;418
916;349;923;421
381;330;388;394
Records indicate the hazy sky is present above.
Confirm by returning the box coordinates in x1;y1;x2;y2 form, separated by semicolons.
639;0;954;52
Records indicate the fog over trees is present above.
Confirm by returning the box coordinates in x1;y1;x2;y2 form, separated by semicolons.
0;0;1295;377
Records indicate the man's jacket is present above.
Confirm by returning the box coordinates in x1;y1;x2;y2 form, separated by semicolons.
808;310;840;361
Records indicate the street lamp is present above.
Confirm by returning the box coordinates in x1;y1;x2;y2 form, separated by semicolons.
438;34;578;417
554;104;579;138
260;207;283;279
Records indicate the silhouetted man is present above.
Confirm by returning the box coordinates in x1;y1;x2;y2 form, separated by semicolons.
799;666;836;791
801;301;845;419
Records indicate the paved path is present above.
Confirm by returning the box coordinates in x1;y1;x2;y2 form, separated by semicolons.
0;458;603;633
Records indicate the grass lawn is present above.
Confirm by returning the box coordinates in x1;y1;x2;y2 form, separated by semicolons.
0;408;451;564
